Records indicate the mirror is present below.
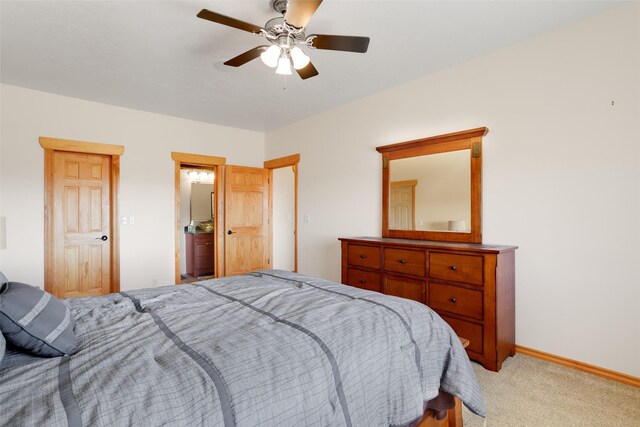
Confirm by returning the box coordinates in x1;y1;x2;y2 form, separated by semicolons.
190;182;213;221
179;167;215;234
389;150;470;231
377;127;487;244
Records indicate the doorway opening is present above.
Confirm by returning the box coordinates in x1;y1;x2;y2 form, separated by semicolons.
264;154;299;272
172;152;225;284
180;166;216;283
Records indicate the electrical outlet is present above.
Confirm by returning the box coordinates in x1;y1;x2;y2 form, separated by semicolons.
304;214;311;223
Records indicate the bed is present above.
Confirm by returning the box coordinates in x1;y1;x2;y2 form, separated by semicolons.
0;270;485;426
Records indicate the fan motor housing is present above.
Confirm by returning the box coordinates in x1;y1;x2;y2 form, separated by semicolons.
271;0;288;15
264;17;306;43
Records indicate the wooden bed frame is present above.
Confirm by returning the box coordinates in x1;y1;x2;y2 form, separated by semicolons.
417;396;463;427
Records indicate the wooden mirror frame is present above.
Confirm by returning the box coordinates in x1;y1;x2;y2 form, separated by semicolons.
376;127;488;244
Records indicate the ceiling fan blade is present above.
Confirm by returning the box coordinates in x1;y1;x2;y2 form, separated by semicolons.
284;0;323;29
295;62;319;80
197;9;262;34
308;34;370;53
224;46;268;67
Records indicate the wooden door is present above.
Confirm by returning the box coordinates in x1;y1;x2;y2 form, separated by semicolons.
390;184;415;230
51;151;112;298
224;165;270;276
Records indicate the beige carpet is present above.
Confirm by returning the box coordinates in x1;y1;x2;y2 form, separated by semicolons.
461;354;640;426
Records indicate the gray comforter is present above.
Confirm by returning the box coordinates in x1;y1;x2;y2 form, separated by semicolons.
0;270;485;426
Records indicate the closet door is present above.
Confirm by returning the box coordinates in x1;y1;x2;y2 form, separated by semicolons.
224;165;270;276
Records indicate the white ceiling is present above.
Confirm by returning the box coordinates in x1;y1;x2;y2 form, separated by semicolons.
0;1;624;132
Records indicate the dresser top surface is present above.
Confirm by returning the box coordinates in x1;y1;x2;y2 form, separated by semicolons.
339;237;518;253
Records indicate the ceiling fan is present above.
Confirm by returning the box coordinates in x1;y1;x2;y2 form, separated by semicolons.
197;0;370;80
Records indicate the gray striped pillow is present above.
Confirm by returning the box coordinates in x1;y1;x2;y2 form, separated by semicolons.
0;282;77;357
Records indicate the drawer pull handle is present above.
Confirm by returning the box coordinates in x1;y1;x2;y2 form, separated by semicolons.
359;279;366;284
450;297;457;303
450;265;457;271
360;254;367;259
399;259;406;264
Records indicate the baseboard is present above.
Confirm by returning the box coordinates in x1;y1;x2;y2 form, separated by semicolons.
515;345;639;388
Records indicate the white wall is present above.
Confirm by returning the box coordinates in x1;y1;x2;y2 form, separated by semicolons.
0;84;264;290
266;4;640;377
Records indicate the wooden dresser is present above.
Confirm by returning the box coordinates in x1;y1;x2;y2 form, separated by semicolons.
340;237;517;371
185;232;215;277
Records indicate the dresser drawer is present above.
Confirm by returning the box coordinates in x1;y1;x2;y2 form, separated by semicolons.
429;253;483;286
195;241;215;257
383;275;425;304
195;255;214;271
347;245;381;269
438;314;483;355
194;232;215;243
384;248;425;277
430;283;483;320
346;268;381;292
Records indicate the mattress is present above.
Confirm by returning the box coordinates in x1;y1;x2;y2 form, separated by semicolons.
0;270;485;426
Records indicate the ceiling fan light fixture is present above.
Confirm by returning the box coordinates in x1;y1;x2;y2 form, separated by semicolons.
275;55;292;75
197;1;371;81
260;45;280;68
290;47;310;70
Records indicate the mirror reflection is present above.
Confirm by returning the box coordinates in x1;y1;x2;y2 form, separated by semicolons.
190;182;213;221
389;149;470;232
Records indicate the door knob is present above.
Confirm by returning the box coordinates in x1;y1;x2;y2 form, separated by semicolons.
227;230;236;235
95;235;108;241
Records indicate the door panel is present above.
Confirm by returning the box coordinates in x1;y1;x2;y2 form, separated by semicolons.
390;185;414;230
224;166;270;276
53;151;111;298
